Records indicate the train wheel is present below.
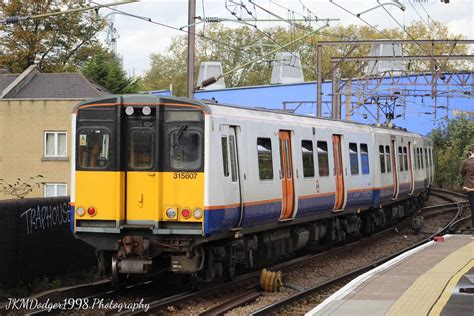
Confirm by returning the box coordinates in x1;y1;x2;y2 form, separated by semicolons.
111;255;121;289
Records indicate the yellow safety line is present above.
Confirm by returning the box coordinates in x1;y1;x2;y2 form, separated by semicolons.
387;240;473;316
428;259;474;316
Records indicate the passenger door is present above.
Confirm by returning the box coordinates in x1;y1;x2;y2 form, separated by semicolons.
332;135;345;210
125;118;159;225
279;131;295;220
221;125;243;228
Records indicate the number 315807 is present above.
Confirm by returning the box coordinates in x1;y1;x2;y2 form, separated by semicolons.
173;172;197;179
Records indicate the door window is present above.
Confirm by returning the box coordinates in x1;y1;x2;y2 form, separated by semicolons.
385;145;392;172
221;136;229;177
379;145;386;173
129;130;153;170
229;135;238;182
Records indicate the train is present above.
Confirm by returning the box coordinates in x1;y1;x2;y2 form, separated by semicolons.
70;94;434;287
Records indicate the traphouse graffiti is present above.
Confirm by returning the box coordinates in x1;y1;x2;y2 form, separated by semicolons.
20;202;70;235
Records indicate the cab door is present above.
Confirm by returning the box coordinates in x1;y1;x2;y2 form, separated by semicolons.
125;117;159;225
332;135;345;210
279;131;295;220
221;125;243;228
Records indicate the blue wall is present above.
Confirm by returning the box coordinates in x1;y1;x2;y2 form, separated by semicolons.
193;73;473;135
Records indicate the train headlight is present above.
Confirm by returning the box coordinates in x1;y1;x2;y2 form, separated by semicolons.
76;207;85;217
166;208;177;218
87;207;97;217
193;208;203;219
142;106;151;116
125;106;134;116
181;208;191;219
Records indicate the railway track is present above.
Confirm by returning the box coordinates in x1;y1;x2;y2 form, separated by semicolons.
247;189;470;315
3;189;467;315
116;189;469;315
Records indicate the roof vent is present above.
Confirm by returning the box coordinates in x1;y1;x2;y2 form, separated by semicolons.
365;43;405;76
197;61;226;90
271;52;304;84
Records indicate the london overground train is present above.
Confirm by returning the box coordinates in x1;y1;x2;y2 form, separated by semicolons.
70;94;434;287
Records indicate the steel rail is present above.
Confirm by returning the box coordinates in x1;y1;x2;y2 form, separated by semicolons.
249;189;468;315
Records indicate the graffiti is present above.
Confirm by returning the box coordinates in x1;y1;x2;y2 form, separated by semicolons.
20;203;70;235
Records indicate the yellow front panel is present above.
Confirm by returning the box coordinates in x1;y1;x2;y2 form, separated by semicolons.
75;171;204;224
160;172;204;222
75;171;124;221
126;172;160;221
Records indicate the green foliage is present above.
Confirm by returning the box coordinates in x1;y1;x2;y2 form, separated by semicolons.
0;0;106;73
82;50;140;94
430;116;474;189
141;21;467;96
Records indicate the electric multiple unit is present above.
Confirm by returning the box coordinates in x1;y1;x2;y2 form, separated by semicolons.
71;94;433;287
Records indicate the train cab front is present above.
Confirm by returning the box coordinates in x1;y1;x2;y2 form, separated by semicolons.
71;95;206;285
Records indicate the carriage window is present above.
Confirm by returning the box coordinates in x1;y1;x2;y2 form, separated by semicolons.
257;138;273;180
379;145;385;173
78;129;110;168
429;148;433;168
301;140;315;178
385;145;392;173
398;146;404;171
349;143;359;175
129;130;153;169
424;148;428;169
360;143;370;174
317;141;329;177
221;137;229;177
415;147;421;169
229;135;238;182
420;148;424;169
403;147;409;171
170;128;202;170
414;147;417;170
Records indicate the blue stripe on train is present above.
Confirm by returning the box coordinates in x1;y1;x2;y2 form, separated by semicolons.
204;185;420;235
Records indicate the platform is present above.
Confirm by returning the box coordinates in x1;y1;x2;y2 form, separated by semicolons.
307;234;473;316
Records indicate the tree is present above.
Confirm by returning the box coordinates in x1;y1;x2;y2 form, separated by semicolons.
0;0;106;73
430;116;474;189
141;22;467;96
82;50;140;94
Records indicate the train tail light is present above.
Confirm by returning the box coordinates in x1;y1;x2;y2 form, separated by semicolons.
181;208;191;219
87;207;97;216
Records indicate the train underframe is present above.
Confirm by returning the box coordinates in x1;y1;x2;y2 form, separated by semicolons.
94;191;429;288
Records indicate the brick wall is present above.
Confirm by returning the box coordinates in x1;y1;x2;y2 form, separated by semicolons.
0;99;84;200
0;197;96;287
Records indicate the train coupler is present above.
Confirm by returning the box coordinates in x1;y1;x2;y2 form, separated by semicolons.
117;257;153;274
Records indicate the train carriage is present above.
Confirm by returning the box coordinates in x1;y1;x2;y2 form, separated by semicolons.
71;94;433;287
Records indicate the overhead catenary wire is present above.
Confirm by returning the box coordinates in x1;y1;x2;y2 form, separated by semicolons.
329;0;471;95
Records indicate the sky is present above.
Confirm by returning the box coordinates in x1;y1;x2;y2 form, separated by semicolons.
94;0;474;77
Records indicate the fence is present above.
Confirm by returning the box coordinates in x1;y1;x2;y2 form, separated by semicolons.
0;197;96;287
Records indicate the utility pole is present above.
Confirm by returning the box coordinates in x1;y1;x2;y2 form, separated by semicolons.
187;0;196;99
